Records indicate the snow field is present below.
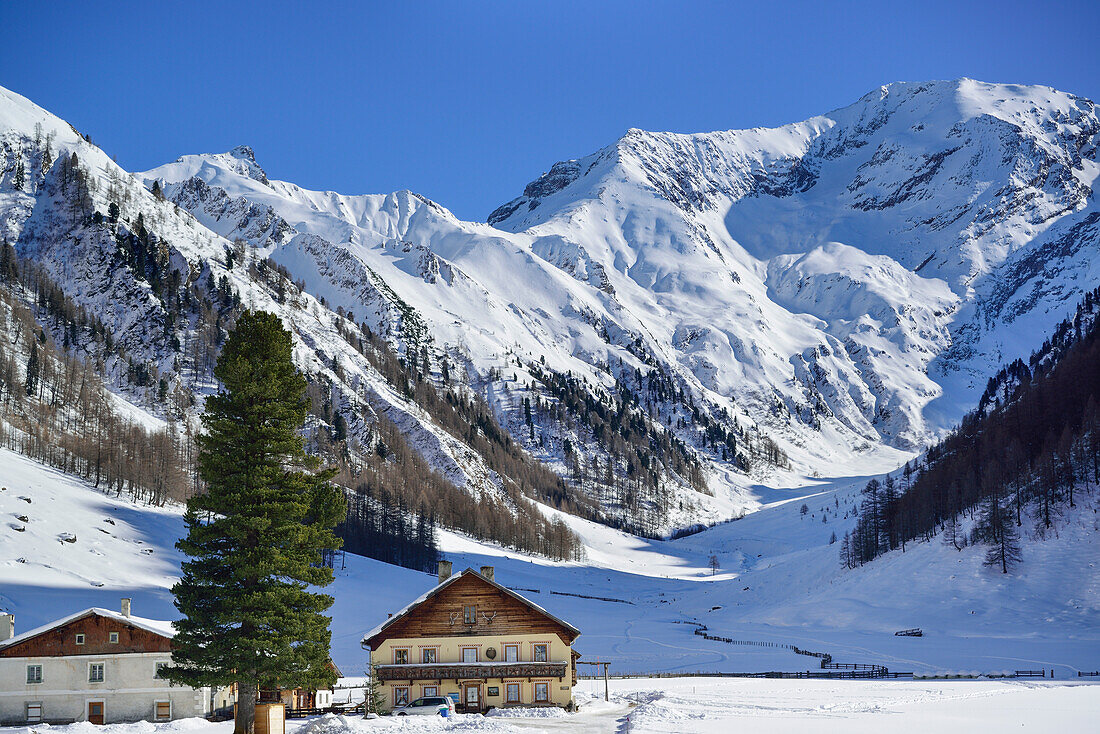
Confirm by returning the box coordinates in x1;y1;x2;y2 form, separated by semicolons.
0;449;184;620
608;677;1100;733
1;680;1096;733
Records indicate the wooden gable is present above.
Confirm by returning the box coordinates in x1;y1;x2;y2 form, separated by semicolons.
365;571;579;648
0;612;172;658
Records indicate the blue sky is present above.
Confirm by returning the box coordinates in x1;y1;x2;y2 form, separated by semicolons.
3;1;1097;221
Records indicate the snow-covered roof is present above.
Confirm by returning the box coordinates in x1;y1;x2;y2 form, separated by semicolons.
361;568;580;648
0;607;176;651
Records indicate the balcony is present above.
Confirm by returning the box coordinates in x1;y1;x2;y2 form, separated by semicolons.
376;661;568;681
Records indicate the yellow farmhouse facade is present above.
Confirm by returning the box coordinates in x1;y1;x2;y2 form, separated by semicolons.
361;564;581;714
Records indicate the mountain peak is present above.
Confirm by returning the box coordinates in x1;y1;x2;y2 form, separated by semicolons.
229;144;257;163
489;78;1097;233
217;145;269;185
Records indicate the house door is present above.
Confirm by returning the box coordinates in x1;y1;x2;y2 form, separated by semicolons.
88;701;105;725
462;684;481;713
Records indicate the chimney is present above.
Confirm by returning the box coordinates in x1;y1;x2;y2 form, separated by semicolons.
437;560;452;584
1;614;13;642
121;598;131;618
480;566;495;582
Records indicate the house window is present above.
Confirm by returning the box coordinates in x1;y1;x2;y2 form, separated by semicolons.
89;663;105;683
422;686;438;697
534;682;549;702
504;644;519;662
393;687;410;707
461;647;478;663
25;702;43;723
463;605;476;624
505;683;521;703
421;648;437;663
109;632;119;644
75;634;85;645
26;665;42;684
154;701;171;721
392;648;409;665
155;662;170;679
533;644;548;662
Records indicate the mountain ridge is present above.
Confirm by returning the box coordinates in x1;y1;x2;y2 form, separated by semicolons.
3;77;1098;537
141;79;1099;475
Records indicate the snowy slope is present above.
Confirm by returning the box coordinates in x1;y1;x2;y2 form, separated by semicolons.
4;446;1094;682
144;79;1100;497
144;146;777;528
0;83;751;535
489;79;1100;447
0;84;522;511
0;449;185;627
3;80;1097;536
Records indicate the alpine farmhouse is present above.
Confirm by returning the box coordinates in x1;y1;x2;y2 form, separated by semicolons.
0;600;232;725
361;564;581;714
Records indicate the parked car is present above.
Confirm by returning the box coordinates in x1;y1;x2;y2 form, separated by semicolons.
393;696;456;716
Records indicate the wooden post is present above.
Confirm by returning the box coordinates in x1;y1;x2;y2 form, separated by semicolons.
576;660;611;702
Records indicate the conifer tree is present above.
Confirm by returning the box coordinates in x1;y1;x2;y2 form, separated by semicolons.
978;494;1022;574
365;664;387;715
167;311;345;734
24;342;39;396
0;241;17;282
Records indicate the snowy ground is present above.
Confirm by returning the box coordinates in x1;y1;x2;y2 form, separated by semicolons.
328;474;1099;679
1;678;1097;733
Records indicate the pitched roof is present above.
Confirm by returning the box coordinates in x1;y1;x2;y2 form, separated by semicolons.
361;567;580;649
0;607;175;651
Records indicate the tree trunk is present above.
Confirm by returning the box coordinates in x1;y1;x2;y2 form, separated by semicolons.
235;680;257;734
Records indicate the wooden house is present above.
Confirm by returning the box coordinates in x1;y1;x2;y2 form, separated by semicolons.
0;599;229;725
361;563;581;714
260;661;342;714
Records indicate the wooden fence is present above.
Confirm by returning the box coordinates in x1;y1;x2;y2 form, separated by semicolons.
550;590;634;604
580;670;913;680
689;624;836;667
591;622;1075;683
285;704;363;719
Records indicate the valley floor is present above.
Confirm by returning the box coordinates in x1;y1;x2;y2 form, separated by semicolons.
2;447;1098;684
328;472;1100;679
2;679;1097;733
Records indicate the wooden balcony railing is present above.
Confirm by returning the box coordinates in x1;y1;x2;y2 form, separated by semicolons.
376;661;568;681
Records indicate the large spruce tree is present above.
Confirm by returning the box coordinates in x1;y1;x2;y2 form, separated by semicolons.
167;311;345;734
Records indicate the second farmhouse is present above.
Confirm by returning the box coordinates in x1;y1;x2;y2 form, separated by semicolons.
361;563;581;714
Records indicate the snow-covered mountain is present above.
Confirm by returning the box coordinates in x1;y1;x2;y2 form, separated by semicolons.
489;80;1099;446
145;79;1098;478
2;78;1099;535
0;84;740;538
0;85;560;530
